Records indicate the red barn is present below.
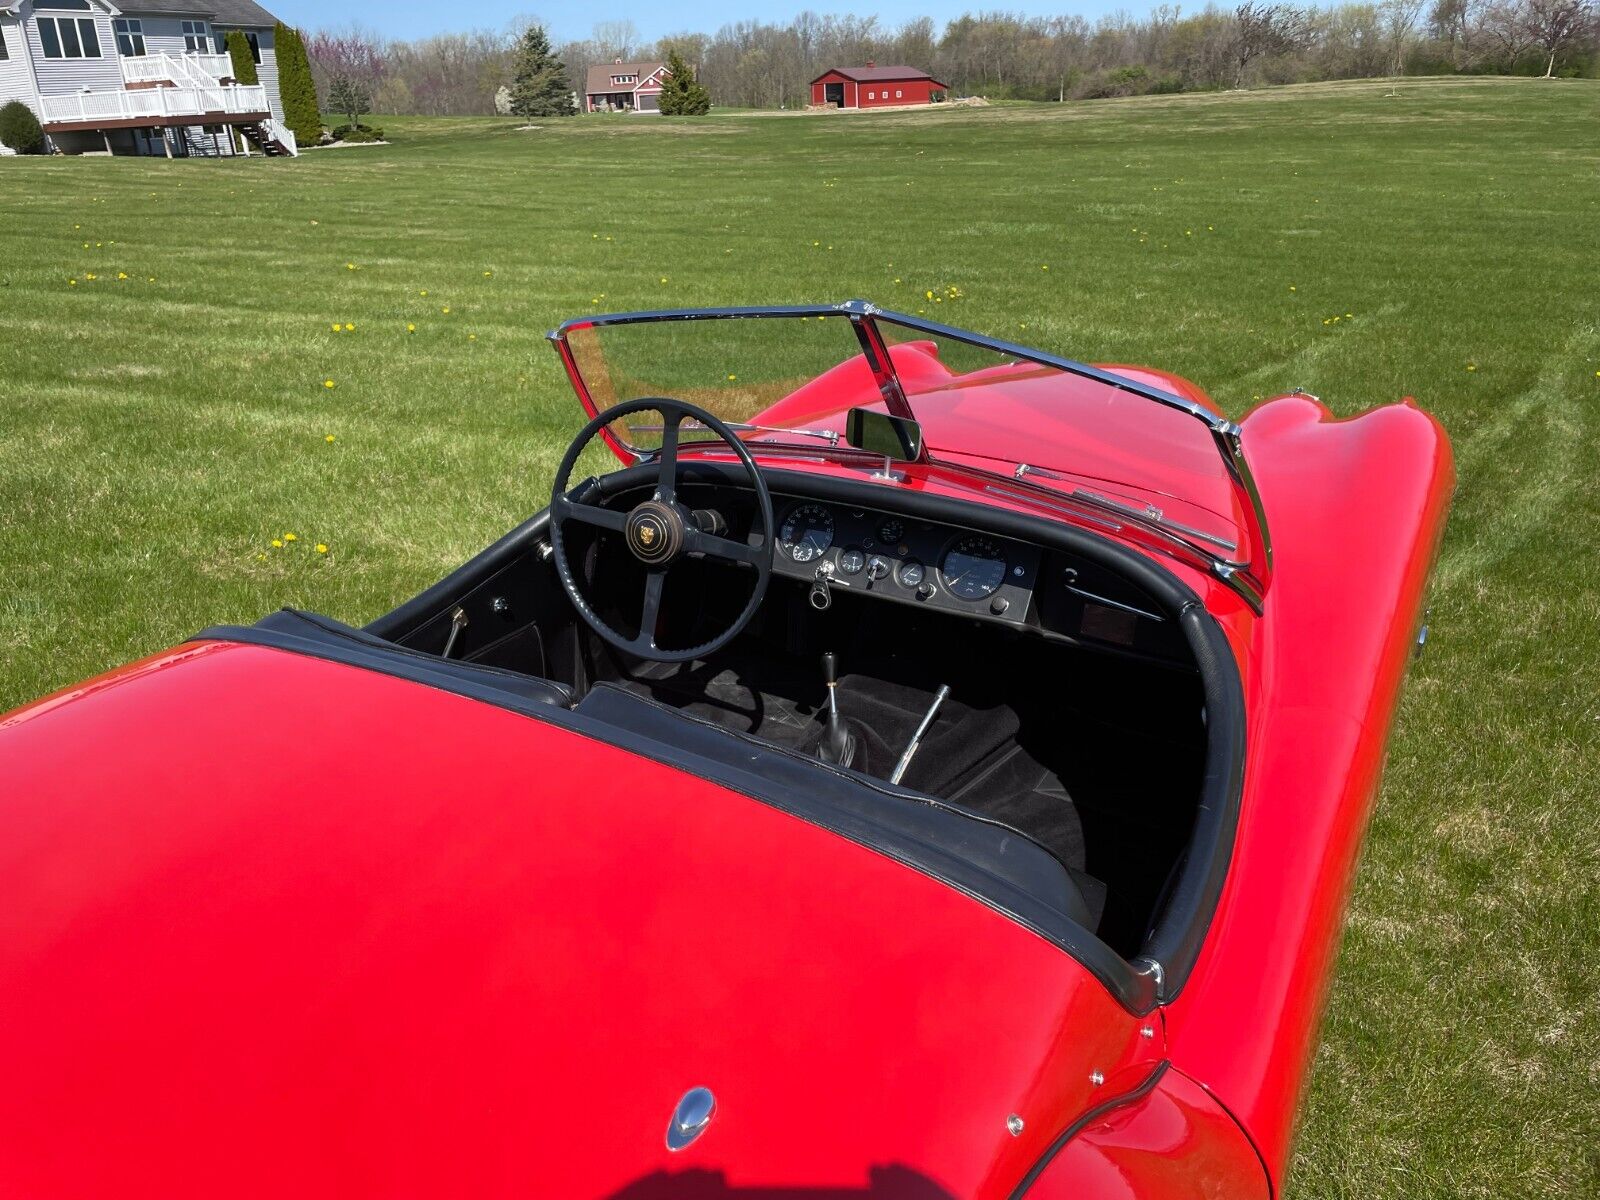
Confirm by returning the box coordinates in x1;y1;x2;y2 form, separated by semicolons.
809;63;948;109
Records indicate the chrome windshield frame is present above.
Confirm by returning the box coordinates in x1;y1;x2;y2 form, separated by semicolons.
548;299;1272;604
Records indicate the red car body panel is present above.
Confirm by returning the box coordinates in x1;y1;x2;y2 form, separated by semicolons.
0;308;1454;1196
0;641;1164;1199
1024;1067;1271;1199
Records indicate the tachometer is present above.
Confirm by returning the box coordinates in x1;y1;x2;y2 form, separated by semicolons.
941;535;1007;601
779;503;834;564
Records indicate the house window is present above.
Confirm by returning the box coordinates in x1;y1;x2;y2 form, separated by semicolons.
113;18;145;56
214;29;261;62
38;16;102;58
867;90;875;99
610;74;635;85
181;20;209;52
896;89;903;98
0;27;8;60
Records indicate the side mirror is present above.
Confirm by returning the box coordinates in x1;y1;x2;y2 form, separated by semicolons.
845;407;923;463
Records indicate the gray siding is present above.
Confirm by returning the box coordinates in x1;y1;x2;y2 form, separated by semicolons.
248;26;279;120
23;1;123;95
135;16;213;60
0;20;40;111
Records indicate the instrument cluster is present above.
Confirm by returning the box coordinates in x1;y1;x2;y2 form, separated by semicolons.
774;500;1040;624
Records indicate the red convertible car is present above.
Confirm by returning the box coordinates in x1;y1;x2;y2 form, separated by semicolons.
0;302;1452;1198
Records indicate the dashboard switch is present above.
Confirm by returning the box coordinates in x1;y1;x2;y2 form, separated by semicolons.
989;597;1010;616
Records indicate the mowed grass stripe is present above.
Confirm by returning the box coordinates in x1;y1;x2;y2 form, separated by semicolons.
1;75;1597;1198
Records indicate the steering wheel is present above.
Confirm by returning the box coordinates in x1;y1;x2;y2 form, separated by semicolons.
548;398;775;663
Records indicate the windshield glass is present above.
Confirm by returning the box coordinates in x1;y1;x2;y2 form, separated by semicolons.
561;314;877;454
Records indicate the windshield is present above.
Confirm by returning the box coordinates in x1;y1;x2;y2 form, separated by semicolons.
559;310;879;455
551;302;1270;603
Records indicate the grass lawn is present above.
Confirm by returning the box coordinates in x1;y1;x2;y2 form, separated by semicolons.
2;76;1597;1196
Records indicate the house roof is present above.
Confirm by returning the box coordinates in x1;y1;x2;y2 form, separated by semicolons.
810;64;947;86
118;0;279;25
584;61;667;95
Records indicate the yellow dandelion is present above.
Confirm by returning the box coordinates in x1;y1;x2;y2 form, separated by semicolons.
86;273;97;281
419;289;428;296
1466;363;1477;372
284;532;298;542
1289;286;1296;292
69;278;77;285
271;539;283;548
407;323;416;333
117;272;127;280
331;322;341;332
324;434;336;443
324;379;336;389
315;543;329;554
483;270;493;277
1040;265;1049;271
148;277;155;282
468;333;477;341
659;277;668;284
346;262;358;271
727;374;737;382
344;323;354;331
441;306;450;314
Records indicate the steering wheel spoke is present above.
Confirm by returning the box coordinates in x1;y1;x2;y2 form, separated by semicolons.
553;494;629;533
686;527;764;567
653;409;682;504
638;568;667;648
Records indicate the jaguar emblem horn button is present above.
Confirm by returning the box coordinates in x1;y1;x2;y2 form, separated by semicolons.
625;501;685;566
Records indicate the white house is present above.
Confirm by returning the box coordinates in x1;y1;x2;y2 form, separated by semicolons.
0;0;295;157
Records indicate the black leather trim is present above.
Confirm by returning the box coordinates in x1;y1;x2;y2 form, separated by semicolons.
196;610;575;708
1008;1061;1171;1198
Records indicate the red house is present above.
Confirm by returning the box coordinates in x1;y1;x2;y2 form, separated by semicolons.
809;63;948;109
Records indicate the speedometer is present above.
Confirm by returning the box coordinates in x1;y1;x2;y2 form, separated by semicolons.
940;535;1007;601
779;503;834;564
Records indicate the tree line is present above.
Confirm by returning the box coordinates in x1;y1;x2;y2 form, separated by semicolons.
305;3;1599;117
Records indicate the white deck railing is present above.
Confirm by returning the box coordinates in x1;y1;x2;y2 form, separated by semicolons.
120;52;232;87
41;84;270;125
261;117;298;156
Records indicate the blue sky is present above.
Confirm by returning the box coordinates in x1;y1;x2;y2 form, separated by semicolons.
268;1;1149;45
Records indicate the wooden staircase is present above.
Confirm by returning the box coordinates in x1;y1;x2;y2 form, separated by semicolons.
238;121;293;157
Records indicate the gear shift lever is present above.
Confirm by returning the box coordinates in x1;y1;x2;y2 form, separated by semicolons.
817;650;857;768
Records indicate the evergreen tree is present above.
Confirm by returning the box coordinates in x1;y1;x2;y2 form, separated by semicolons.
275;23;323;144
656;50;711;115
223;30;258;86
507;24;575;117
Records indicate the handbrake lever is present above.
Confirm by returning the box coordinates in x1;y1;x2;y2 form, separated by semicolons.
890;684;950;786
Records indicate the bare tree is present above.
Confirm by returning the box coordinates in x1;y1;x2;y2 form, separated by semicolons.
1522;0;1595;73
592;20;640;62
1381;0;1430;72
1482;0;1542;62
1231;2;1307;87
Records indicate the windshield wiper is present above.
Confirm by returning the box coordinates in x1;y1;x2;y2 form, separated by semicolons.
1012;462;1239;553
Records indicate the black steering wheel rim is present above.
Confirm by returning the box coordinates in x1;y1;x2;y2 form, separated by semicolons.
548;397;775;664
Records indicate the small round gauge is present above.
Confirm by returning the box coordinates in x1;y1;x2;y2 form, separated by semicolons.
779;503;834;563
878;518;905;544
837;547;866;575
941;535;1008;601
897;559;925;588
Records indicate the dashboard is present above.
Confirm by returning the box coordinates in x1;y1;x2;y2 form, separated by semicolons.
775;500;1040;623
767;496;1188;665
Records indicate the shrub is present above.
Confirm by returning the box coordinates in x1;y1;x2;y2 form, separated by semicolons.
332;125;383;142
0;100;44;154
275;23;323;146
223;30;258;86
